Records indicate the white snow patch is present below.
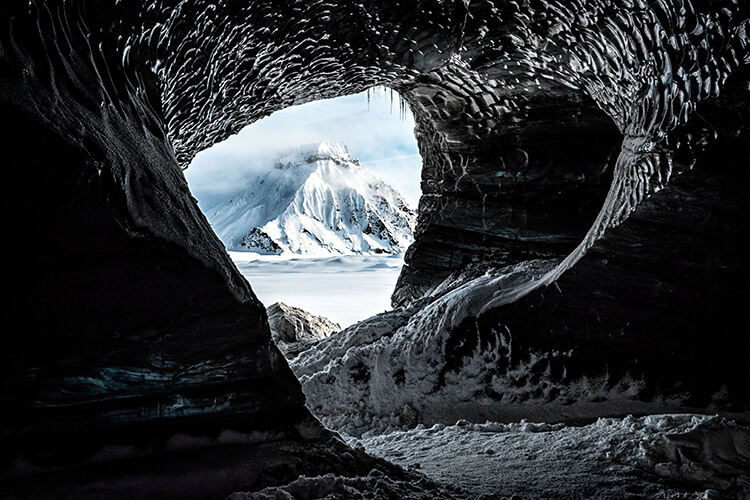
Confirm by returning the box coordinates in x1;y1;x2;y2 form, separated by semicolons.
231;252;404;328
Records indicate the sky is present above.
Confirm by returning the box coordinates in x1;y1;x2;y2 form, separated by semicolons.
185;87;423;209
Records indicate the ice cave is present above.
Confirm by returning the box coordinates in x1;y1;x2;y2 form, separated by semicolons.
2;1;749;498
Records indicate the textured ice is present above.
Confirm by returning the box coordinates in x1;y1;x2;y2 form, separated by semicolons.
138;0;750;432
228;472;459;500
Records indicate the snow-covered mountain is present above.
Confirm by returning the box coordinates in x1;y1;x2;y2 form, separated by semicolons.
204;142;416;255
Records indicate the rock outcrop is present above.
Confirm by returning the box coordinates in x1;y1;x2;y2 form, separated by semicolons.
239;228;284;255
267;302;340;357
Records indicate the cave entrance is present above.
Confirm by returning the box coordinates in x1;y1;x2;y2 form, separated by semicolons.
185;87;422;338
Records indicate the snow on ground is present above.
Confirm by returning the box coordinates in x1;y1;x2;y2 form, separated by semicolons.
228;253;750;499
344;414;750;499
227;251;750;500
229;472;460;500
230;252;404;328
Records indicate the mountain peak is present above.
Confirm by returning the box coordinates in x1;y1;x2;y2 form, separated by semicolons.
274;142;356;169
312;141;352;159
207;144;416;256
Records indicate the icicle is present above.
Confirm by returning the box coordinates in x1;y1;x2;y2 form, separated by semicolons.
367;87;371;110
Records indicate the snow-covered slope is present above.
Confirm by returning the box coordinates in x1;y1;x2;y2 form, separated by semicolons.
204;142;416;255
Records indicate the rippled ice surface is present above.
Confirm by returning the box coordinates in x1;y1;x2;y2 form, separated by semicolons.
229;251;404;327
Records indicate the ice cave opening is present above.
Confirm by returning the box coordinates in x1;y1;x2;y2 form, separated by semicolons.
185;87;423;344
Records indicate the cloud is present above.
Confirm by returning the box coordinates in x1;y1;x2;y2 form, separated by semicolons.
185;88;423;209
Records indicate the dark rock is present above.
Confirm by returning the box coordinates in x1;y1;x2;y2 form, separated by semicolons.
240;228;283;255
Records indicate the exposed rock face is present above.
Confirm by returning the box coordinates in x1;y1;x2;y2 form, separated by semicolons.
239;228;284;255
1;0;749;497
267;302;340;356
